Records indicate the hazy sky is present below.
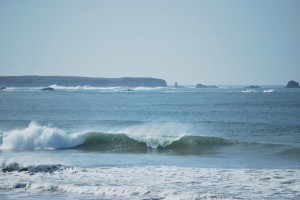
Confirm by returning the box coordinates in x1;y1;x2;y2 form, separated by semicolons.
0;0;299;85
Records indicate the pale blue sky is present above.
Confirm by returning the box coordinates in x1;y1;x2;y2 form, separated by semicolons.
0;0;299;85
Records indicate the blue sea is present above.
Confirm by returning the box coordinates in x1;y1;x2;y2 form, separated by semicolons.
0;85;300;199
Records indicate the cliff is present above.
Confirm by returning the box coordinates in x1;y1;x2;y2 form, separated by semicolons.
0;76;167;87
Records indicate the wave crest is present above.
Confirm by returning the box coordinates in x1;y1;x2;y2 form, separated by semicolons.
0;122;85;150
77;133;232;154
263;89;275;93
0;122;232;154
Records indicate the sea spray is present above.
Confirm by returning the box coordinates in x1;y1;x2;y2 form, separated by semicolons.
0;122;85;150
116;122;189;148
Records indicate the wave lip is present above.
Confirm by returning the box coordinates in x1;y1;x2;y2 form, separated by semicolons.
76;132;233;155
0;122;85;150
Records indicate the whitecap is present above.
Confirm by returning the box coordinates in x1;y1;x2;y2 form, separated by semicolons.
241;89;257;93
263;89;275;93
0;122;85;150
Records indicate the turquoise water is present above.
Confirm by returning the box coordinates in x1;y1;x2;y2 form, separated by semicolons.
1;86;300;199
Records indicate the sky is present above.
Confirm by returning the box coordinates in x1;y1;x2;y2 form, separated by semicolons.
0;0;299;85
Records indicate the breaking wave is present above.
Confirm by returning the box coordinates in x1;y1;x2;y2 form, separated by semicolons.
263;89;275;93
242;89;275;93
241;89;257;93
0;122;230;154
48;84;124;90
0;122;85;150
76;132;232;154
1;122;298;156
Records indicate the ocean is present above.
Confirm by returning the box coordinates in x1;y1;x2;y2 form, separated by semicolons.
0;85;300;199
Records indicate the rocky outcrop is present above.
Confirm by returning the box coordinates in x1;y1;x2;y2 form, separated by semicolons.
41;87;54;91
174;82;184;88
195;84;217;88
0;76;167;88
247;85;261;89
286;80;300;88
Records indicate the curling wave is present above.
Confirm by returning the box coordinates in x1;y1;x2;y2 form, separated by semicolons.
76;132;232;154
0;122;231;154
1;122;299;156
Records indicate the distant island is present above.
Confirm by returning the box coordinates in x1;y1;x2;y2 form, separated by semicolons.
246;85;261;89
0;76;167;87
286;80;300;88
195;83;218;88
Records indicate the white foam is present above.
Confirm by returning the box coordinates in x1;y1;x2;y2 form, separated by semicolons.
263;89;275;93
241;89;257;93
1;166;299;199
0;122;84;150
48;85;166;91
133;87;165;91
49;84;124;90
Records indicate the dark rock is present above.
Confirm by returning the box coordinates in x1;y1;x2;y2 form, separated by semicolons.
14;182;27;189
247;85;261;89
1;168;9;173
174;82;184;88
41;87;54;91
0;87;6;90
195;84;218;88
286;80;300;88
1;163;19;172
19;167;29;172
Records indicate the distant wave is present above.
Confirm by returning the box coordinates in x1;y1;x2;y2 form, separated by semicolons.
242;89;275;93
263;89;275;93
48;84;125;90
133;87;165;91
0;85;168;92
241;89;257;93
